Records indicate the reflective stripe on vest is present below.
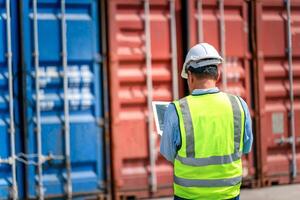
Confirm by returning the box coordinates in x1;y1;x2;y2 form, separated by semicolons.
179;97;195;157
176;93;243;166
175;151;242;166
227;94;242;153
174;175;242;187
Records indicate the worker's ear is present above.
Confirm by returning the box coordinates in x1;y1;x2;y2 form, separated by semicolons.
187;71;193;83
187;71;193;92
216;67;221;82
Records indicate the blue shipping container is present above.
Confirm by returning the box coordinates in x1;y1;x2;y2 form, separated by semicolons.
20;0;105;198
0;0;23;199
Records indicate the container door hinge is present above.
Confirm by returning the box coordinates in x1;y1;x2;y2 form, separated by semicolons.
98;180;106;189
274;136;294;145
94;53;103;64
97;118;105;128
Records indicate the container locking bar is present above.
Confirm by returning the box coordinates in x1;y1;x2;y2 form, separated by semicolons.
32;0;45;199
5;0;17;199
274;136;299;145
285;0;297;179
14;153;64;166
197;0;203;43
170;0;179;100
61;0;72;198
218;0;227;91
144;0;157;193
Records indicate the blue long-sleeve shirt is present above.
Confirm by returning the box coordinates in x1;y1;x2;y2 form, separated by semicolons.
160;87;253;163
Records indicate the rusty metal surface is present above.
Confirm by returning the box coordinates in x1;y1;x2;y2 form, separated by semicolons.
253;0;300;186
107;0;182;198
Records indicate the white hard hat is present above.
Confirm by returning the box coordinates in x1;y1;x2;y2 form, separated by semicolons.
181;43;223;79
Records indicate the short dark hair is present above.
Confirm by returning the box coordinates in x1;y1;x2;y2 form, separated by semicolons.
187;65;218;80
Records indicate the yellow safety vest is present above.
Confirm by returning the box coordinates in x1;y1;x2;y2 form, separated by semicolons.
173;92;245;200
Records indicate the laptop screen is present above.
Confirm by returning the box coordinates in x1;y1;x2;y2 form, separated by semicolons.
152;101;170;135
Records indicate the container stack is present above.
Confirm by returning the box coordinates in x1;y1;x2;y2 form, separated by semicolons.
0;0;299;199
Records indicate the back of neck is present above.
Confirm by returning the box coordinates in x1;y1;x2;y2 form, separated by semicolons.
191;79;216;91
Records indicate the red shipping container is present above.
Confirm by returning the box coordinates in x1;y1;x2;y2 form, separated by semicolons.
252;0;300;186
106;0;300;199
186;0;256;185
107;0;182;198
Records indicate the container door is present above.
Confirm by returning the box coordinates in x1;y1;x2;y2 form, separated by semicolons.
253;0;300;186
107;0;182;198
186;0;255;184
20;0;105;198
0;0;23;199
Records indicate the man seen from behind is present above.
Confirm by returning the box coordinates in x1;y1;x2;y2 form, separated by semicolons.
160;43;253;200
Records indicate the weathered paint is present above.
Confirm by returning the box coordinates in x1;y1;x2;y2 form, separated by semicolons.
253;0;300;186
186;0;256;185
107;0;300;198
20;0;106;198
107;0;182;198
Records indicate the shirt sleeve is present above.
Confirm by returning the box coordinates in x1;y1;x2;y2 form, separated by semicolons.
160;103;181;163
238;97;253;154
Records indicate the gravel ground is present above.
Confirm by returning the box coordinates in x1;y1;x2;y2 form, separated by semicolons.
146;184;300;200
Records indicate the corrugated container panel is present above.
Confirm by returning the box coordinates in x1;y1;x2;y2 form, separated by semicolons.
20;0;106;198
253;0;300;186
108;0;182;198
0;0;23;199
187;0;255;185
